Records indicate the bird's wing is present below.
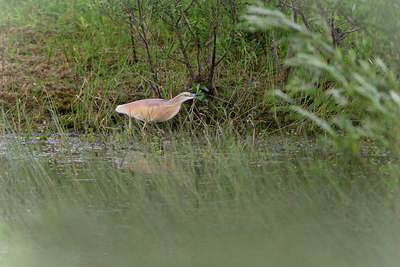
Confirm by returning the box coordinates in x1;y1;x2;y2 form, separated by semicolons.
153;104;182;122
130;99;166;121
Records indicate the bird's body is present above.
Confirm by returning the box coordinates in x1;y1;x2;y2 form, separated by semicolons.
115;92;199;133
116;98;180;123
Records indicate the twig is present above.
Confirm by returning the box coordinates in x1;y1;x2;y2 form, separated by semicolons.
179;9;203;78
215;0;236;67
161;1;196;84
279;0;301;12
133;0;161;97
130;64;159;89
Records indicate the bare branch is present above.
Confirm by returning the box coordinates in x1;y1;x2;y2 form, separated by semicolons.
346;27;362;34
175;26;195;82
279;0;301;12
160;15;174;27
215;0;236;67
183;0;196;13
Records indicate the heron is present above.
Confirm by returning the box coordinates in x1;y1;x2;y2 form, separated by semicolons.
115;92;200;134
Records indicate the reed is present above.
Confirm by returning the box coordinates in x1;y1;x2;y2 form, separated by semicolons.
0;122;398;266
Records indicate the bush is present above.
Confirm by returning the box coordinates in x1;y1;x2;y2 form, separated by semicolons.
246;5;400;158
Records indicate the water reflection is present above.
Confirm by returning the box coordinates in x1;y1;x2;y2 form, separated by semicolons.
0;133;388;176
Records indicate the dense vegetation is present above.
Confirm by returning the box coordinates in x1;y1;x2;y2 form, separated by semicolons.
1;0;397;135
1;0;400;266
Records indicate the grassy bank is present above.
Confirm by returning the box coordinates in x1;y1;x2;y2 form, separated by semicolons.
0;0;272;133
2;0;399;137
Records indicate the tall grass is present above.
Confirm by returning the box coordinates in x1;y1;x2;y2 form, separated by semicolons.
1;1;400;266
246;6;400;159
0;0;287;133
2;0;400;134
0;121;399;266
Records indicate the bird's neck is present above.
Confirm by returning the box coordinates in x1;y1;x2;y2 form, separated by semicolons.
167;97;185;106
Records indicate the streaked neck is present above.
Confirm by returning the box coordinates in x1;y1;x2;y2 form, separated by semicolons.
167;96;185;105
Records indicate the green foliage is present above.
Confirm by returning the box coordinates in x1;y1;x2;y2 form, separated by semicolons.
0;130;399;266
246;5;400;158
2;0;400;136
2;1;400;265
91;0;238;93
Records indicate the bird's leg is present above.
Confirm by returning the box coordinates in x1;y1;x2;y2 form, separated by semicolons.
126;118;132;134
141;121;147;136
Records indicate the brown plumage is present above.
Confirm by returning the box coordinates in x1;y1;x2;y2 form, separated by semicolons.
115;92;200;133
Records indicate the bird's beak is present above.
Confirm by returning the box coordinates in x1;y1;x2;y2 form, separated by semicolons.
189;93;201;98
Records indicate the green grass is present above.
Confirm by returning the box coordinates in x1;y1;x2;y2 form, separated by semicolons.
0;0;287;133
1;1;400;266
0;129;399;266
1;0;399;135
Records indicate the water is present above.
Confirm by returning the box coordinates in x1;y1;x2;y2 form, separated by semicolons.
0;132;397;267
0;132;312;170
0;132;389;176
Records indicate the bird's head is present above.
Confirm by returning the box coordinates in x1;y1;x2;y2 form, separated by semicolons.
173;92;201;103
